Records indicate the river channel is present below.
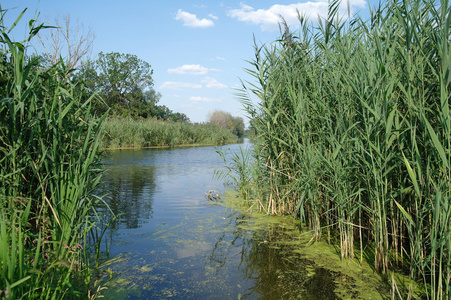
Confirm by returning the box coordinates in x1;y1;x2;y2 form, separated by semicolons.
95;141;387;299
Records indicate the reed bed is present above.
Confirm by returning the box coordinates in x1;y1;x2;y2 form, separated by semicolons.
102;117;239;149
227;0;451;298
0;9;107;299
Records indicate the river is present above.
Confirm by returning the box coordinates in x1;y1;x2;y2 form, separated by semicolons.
95;141;387;299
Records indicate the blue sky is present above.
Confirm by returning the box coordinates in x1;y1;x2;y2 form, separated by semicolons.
2;0;374;124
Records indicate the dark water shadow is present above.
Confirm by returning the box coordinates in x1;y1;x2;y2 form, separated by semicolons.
96;149;158;231
207;210;345;299
99;164;156;230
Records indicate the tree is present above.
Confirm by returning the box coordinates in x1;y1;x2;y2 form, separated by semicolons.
77;52;189;121
37;14;94;72
95;52;154;108
170;112;190;122
80;51;161;117
231;115;245;137
208;110;244;137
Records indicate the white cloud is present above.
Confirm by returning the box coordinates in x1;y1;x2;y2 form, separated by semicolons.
175;9;215;28
160;81;202;90
168;64;209;75
208;14;218;20
216;56;226;61
228;1;366;31
189;96;222;103
201;77;227;89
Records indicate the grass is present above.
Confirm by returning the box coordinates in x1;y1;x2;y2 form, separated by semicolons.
222;0;451;298
0;8;108;299
102;117;239;149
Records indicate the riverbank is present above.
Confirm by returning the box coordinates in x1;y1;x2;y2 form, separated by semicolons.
229;0;451;298
0;12;106;299
102;117;239;149
219;191;424;299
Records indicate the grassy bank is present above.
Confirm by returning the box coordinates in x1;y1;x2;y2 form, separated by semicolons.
223;0;451;298
0;10;107;299
102;117;239;149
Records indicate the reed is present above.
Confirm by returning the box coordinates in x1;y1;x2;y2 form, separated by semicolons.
230;0;451;298
102;117;239;149
0;9;107;299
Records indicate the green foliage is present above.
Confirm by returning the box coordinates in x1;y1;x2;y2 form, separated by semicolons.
102;117;238;149
96;52;153;113
0;8;107;299
76;52;190;122
208;110;245;137
231;0;451;298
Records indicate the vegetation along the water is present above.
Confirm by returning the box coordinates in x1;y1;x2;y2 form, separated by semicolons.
218;0;451;299
0;9;107;299
74;51;244;149
102;116;240;149
0;5;243;299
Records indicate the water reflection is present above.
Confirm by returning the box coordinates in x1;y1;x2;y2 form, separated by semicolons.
96;144;381;299
98;150;159;230
207;209;342;299
100;164;156;229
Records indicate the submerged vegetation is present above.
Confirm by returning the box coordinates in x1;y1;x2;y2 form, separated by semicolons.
102;117;239;149
0;9;107;299
220;0;451;298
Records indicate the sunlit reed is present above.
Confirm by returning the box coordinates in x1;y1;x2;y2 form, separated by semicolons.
226;0;451;298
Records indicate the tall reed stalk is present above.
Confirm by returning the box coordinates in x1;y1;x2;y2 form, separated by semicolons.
229;0;451;298
0;8;107;299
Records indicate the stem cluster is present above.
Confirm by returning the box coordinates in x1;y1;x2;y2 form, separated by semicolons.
234;0;451;298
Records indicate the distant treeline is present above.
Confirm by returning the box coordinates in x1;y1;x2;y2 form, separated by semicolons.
207;110;245;138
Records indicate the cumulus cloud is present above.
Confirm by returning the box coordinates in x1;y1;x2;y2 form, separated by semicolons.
168;64;210;75
189;96;222;103
201;77;227;89
160;81;202;90
228;1;366;31
175;9;215;28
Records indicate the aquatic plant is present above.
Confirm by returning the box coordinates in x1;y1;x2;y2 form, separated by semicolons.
231;0;451;298
0;8;108;298
102;117;239;149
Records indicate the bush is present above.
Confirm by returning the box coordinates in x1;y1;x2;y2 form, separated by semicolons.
207;110;245;137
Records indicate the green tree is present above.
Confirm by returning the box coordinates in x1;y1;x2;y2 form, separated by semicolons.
94;52;157;116
75;51;190;121
231;115;244;137
171;112;190;122
208;110;244;137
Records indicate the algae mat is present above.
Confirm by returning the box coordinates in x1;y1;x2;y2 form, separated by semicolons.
97;195;390;299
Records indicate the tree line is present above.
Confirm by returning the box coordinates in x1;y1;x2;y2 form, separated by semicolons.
33;15;245;129
44;51;188;121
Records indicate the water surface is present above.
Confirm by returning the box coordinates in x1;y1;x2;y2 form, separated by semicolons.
96;142;386;299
